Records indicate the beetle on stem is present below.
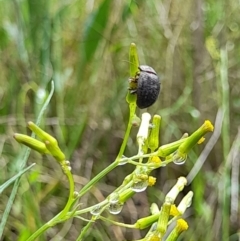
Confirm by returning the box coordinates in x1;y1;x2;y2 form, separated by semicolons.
129;65;161;109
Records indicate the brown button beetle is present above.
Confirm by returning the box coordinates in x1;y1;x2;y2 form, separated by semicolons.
129;65;160;109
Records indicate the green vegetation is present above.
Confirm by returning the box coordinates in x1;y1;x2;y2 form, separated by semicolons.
0;0;239;240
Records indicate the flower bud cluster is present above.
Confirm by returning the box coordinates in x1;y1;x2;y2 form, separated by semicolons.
14;122;66;164
136;177;193;240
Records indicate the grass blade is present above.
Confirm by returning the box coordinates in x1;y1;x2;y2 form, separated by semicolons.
0;163;35;194
80;0;111;65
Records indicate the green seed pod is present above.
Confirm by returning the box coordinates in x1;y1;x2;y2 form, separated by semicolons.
148;115;161;151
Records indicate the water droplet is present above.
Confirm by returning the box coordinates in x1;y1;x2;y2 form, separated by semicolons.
109;193;119;204
131;180;148;192
172;152;187;165
173;159;186;165
73;191;78;198
65;160;70;166
36;88;47;104
108;202;123;215
134;167;149;179
90;205;102;216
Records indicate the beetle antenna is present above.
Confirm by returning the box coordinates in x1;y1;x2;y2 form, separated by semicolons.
121;60;139;67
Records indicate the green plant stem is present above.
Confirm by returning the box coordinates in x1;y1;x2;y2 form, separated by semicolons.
26;162;75;241
25;69;149;241
77;103;136;199
64;199;109;219
99;216;135;229
77;160;119;198
27;102;136;240
76;219;93;241
25;222;52;241
74;102;137;240
118;103;137;159
58;164;75;217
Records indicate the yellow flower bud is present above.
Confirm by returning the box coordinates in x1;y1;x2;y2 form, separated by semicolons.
177;120;214;155
149;156;161;165
135;213;160;229
13;133;49;154
28;121;57;145
45;140;66;162
170;205;181;217
27;122;65;162
171;120;214;164
148;176;156;186
165;219;188;241
157;202;171;235
157;138;187;157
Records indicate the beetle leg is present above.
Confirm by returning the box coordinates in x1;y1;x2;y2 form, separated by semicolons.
129;77;137;83
129;88;137;94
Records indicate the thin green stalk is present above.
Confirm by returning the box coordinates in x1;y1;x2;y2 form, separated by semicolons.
58;166;75;218
99;216;135;229
27;100;136;240
74;103;137;239
76;220;93;241
117;103;137;159
77;160;119;198
25;222;52;241
74;200;109;216
0;163;35;194
77;103;136;198
26;160;75;240
26;169;74;240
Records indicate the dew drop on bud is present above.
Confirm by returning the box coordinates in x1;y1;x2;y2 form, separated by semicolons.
173;159;186;165
172;152;187;165
73;191;78;198
65;160;70;166
90;205;102;216
108;202;123;215
131;180;148;192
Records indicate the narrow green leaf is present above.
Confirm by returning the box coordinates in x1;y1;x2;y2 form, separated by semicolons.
80;0;111;64
0;163;35;194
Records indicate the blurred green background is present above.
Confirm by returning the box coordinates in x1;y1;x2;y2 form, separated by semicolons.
0;0;240;240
